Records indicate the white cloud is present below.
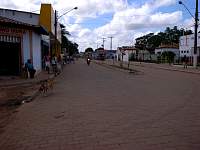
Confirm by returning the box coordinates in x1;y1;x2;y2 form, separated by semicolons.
0;0;191;52
126;11;182;30
146;0;176;10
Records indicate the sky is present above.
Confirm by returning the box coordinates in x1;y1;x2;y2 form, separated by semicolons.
0;0;199;51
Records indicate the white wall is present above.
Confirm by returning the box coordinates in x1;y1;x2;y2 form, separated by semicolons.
155;48;180;58
22;30;42;72
0;8;39;25
32;32;42;72
179;33;200;57
116;49;136;62
23;31;30;64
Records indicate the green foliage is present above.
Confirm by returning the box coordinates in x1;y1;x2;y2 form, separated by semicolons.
135;26;193;53
161;51;176;64
60;24;79;56
85;47;94;53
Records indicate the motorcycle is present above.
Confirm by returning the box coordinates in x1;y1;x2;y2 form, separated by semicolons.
87;58;91;66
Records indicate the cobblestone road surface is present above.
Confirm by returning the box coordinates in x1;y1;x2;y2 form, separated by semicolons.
0;60;200;150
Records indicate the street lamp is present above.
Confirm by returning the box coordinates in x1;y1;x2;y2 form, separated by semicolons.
57;7;78;19
53;7;78;57
179;0;198;68
55;7;78;40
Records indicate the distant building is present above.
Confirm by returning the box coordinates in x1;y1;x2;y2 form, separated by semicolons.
116;46;137;62
155;43;180;60
105;50;116;59
94;48;106;60
179;33;200;63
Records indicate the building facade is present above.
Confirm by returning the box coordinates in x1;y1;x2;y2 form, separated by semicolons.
0;15;48;75
0;4;61;76
155;43;180;61
179;33;200;63
116;46;137;62
39;4;62;57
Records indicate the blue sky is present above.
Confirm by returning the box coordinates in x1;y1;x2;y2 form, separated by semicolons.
0;0;198;51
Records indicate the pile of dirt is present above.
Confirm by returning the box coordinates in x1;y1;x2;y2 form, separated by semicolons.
0;84;39;134
0;84;38;106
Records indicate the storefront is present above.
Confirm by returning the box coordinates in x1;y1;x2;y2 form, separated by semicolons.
0;16;48;76
0;26;24;75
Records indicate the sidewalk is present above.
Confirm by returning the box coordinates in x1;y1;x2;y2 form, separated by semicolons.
0;70;54;106
96;59;200;75
0;70;54;88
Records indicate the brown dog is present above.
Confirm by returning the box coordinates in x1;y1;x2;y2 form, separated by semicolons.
39;78;54;95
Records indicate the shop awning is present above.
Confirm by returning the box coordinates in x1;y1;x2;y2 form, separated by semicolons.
0;16;48;35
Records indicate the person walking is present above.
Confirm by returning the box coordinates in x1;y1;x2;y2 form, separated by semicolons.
183;55;188;69
51;55;57;76
44;55;50;74
25;59;36;78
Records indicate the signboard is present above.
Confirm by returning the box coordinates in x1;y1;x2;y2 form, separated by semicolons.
0;27;25;35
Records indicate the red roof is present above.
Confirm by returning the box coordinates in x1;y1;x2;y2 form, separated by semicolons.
158;43;179;49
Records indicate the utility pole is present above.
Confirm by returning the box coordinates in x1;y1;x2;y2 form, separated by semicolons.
53;7;78;57
54;10;58;57
194;0;198;68
179;0;199;67
102;38;106;49
108;36;113;51
55;10;57;40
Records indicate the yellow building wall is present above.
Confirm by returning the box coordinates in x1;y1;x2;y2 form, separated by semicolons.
39;3;61;57
39;4;55;34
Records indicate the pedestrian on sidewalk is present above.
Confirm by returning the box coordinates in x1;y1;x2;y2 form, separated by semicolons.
57;55;62;74
51;55;58;76
25;59;36;78
21;63;28;79
183;55;188;69
44;55;50;74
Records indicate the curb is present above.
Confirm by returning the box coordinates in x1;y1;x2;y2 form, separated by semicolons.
0;74;55;107
0;74;55;88
94;61;141;75
132;63;200;75
22;74;55;103
23;90;40;103
95;61;200;75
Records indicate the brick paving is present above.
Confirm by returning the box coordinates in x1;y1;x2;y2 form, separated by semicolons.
0;70;54;138
0;59;200;150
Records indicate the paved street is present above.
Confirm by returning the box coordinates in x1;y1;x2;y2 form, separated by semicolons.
0;59;200;150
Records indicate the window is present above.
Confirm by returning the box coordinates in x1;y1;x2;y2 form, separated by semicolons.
191;37;194;40
187;51;189;53
12;11;15;15
184;51;186;53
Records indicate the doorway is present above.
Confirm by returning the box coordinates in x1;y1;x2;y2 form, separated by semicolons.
0;41;21;75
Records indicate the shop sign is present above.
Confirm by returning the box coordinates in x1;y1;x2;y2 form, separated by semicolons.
0;27;25;35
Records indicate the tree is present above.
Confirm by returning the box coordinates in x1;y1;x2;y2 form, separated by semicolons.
85;47;94;53
60;24;79;56
161;51;175;64
134;26;193;53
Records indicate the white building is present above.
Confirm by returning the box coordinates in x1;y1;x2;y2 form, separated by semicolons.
179;33;200;59
0;8;49;76
116;46;137;62
155;44;180;60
